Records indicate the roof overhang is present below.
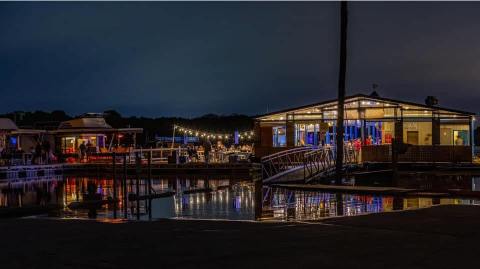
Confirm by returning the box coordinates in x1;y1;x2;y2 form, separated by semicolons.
11;129;47;135
49;128;143;135
255;93;475;120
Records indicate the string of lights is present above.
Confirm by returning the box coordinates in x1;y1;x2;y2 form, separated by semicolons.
173;124;254;140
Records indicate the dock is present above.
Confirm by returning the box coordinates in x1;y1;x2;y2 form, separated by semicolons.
0;162;261;181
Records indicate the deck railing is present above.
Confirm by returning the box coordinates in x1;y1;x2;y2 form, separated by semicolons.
361;145;472;163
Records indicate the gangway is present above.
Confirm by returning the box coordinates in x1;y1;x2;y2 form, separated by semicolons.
261;145;358;183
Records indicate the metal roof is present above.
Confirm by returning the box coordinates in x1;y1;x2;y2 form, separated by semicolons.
0;118;18;131
255;93;475;119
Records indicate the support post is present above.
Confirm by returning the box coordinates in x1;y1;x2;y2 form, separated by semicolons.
148;152;152;220
112;152;117;219
135;152;141;220
286;116;295;147
335;1;348;184
470;116;475;160
254;179;263;221
123;154;128;219
171;124;176;149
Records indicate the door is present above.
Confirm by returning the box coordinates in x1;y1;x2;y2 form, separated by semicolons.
406;131;419;145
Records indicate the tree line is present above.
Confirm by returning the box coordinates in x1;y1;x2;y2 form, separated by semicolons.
0;110;255;144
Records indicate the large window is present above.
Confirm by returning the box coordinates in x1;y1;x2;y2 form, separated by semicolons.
454;130;469;145
61;137;76;153
295;124;318;146
273;126;286;147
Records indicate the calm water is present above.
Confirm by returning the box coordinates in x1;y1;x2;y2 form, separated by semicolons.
1;175;479;221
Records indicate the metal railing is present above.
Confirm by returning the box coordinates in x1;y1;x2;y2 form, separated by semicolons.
303;145;358;182
261;147;315;182
261;144;359;183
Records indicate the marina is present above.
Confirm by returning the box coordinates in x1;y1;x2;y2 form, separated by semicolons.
2;1;480;268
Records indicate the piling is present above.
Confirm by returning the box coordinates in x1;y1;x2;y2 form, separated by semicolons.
148;152;152;220
123;154;128;219
254;179;263;220
112;152;117;219
135;152;141;220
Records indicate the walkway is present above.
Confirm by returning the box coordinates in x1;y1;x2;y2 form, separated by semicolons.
1;205;480;269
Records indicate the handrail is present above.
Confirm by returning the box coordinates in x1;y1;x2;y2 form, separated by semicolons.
261;147;314;162
261;147;317;182
261;143;360;183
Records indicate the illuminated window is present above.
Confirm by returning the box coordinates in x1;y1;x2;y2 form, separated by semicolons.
272;126;286;147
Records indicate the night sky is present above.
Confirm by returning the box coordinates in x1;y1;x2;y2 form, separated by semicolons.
1;2;480;117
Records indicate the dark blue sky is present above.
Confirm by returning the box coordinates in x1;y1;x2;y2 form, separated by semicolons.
1;2;480;117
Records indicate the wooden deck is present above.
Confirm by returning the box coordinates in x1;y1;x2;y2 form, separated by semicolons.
63;162;262;178
0;162;261;180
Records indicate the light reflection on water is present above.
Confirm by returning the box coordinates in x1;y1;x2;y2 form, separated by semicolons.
261;188;480;221
1;176;480;221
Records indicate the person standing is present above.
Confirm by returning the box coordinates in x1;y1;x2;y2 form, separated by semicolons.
79;141;87;162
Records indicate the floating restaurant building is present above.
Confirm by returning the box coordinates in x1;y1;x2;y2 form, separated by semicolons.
49;114;143;155
254;93;475;162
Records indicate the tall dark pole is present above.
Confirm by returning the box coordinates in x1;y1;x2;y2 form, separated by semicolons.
112;152;117;219
335;1;348;184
